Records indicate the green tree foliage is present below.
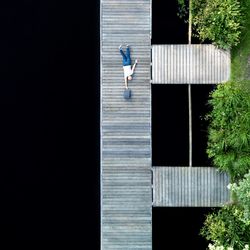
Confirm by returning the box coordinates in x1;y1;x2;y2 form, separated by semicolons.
207;81;250;181
177;0;188;20
200;205;250;250
192;0;246;49
229;170;250;220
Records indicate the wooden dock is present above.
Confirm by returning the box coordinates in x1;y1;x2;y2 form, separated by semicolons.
100;0;152;249
152;45;231;84
153;167;230;207
100;1;232;248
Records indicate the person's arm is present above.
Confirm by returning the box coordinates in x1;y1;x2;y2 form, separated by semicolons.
124;77;128;89
131;59;138;73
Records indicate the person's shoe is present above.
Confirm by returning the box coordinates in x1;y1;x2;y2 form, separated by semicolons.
119;45;122;50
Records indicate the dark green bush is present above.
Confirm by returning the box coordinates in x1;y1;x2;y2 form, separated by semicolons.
230;170;250;221
200;205;250;250
192;0;246;49
207;81;250;181
177;0;188;20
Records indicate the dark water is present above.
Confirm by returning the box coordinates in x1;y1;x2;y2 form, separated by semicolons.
152;84;215;167
152;0;188;44
152;0;210;45
192;85;215;167
152;1;214;249
152;85;189;166
9;0;100;246
153;207;214;250
152;0;214;168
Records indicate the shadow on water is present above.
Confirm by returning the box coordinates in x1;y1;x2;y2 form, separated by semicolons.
152;0;211;45
153;207;215;250
152;84;215;167
152;85;189;166
152;0;188;44
192;85;216;167
152;1;216;249
152;1;214;167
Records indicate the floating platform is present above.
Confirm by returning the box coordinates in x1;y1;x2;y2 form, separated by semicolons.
153;167;230;207
152;44;230;84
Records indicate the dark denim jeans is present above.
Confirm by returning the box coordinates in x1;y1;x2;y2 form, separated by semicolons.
119;47;131;66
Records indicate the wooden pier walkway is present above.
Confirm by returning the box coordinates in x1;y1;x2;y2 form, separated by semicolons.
100;1;232;248
100;0;152;249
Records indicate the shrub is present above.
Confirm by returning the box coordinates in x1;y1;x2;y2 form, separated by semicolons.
207;81;250;181
200;205;250;250
192;0;246;49
229;170;250;220
207;243;249;250
177;0;188;20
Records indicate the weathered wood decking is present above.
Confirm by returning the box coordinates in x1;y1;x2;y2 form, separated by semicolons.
152;45;231;84
153;167;230;207
101;1;232;248
100;0;152;249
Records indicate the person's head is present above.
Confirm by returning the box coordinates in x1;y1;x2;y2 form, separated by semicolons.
128;75;133;81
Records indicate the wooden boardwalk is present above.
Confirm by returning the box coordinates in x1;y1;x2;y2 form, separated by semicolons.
101;1;232;248
100;0;152;249
152;45;231;84
153;167;230;207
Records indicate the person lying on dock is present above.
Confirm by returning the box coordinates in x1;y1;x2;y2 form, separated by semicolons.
119;44;138;89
